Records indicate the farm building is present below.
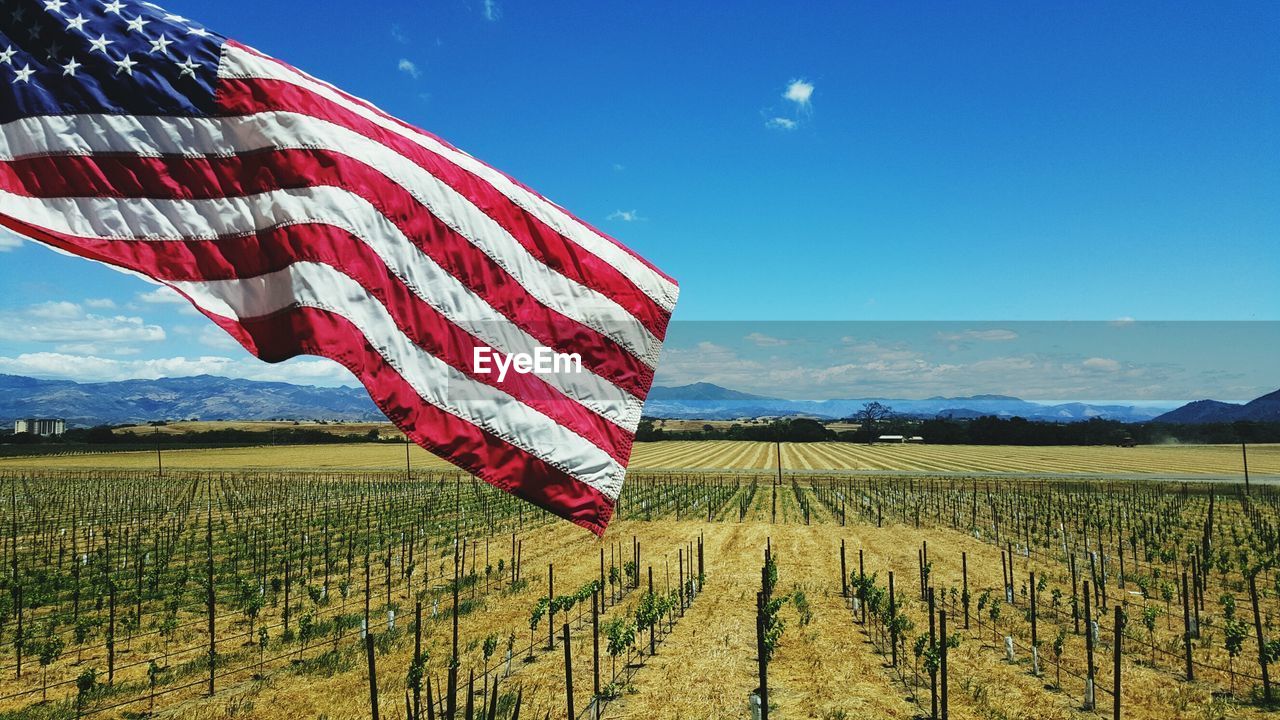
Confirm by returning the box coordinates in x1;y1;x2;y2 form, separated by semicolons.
877;434;905;443
13;418;66;436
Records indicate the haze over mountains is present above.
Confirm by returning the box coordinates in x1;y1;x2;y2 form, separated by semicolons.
646;383;1176;422
1151;389;1280;424
0;374;381;427
0;374;1274;428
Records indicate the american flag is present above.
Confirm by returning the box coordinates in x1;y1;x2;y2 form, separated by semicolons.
0;0;678;534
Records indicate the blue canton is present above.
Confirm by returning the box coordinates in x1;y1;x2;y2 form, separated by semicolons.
0;0;226;123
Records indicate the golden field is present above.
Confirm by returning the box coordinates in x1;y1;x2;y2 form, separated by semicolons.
3;440;1275;478
1;441;1277;720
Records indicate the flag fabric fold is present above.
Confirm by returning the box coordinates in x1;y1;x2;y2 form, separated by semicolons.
0;0;677;535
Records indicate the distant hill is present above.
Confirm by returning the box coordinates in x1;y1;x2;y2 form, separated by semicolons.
1154;389;1280;424
0;374;380;427
646;382;773;402
0;374;1199;429
643;383;1171;422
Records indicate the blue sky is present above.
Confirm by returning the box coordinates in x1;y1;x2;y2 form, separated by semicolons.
0;1;1276;400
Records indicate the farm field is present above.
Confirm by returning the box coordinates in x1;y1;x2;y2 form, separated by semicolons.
628;441;1279;478
1;441;1275;478
1;466;1279;720
111;421;399;439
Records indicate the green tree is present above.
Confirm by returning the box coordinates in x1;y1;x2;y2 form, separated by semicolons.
75;667;97;718
1141;606;1158;665
1052;628;1066;689
35;624;65;701
528;597;549;660
603;616;635;684
483;634;499;679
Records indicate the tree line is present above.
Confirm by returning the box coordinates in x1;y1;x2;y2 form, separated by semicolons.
637;416;1280;445
0;425;398;450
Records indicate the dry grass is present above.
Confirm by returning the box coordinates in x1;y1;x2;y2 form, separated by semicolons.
4;441;1274;477
113;420;400;438
3;505;1272;720
628;440;1279;477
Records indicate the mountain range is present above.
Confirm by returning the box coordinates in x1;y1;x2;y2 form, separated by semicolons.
645;383;1176;422
0;374;381;427
1151;389;1280;424
0;374;1274;428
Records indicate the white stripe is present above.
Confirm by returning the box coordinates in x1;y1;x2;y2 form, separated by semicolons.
219;43;679;313
0;111;662;370
0;184;643;429
168;262;626;498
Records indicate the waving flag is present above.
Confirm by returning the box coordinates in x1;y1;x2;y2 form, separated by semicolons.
0;0;677;534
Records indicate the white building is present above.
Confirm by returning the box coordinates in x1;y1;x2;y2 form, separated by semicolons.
14;418;66;436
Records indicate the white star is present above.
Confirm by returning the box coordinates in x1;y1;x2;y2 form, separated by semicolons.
148;34;171;54
25;22;40;40
176;55;198;77
0;46;15;65
45;39;62;59
42;0;66;13
12;63;34;83
162;12;186;22
61;56;80;76
101;0;126;15
65;13;87;31
88;34;113;53
114;53;136;74
10;5;26;22
124;14;148;32
186;26;209;37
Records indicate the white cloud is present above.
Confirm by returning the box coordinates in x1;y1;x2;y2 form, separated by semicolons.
136;286;199;315
199;325;241;350
744;332;790;347
608;209;644;222
783;79;814;107
612;163;626;172
482;0;501;21
54;343;141;356
0;352;356;386
397;58;421;79
0;302;165;345
83;298;117;310
27;301;82;320
1082;357;1121;372
390;24;408;44
1110;317;1136;327
137;287;186;304
937;329;1019;342
0;226;25;251
765;79;814;131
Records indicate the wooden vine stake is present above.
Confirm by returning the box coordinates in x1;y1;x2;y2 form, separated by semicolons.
939;610;949;720
1182;571;1193;682
1112;606;1122;720
563;623;574;719
1083;581;1095;710
1249;572;1272;703
366;632;380;720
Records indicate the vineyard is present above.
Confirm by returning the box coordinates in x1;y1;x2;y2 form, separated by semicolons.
3;441;1277;479
2;444;1279;719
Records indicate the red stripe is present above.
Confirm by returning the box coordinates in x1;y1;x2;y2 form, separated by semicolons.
0;207;634;465
0;213;615;535
229;40;677;288
221;306;618;536
0;149;653;399
215;74;674;336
